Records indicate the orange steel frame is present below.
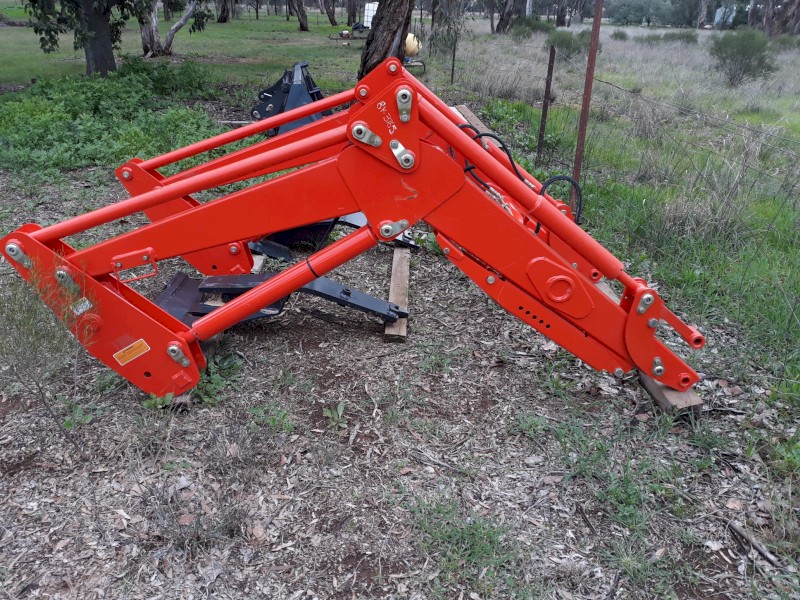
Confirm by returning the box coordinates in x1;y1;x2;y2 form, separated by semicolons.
0;58;705;397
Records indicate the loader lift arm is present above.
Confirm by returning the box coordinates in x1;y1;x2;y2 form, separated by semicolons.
0;58;705;397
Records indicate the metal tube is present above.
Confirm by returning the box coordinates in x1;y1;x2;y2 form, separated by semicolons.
31;126;348;243
139;88;355;171
187;226;377;341
419;97;633;285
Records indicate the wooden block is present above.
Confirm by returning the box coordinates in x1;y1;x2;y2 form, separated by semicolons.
453;104;495;138
384;247;411;342
640;372;703;415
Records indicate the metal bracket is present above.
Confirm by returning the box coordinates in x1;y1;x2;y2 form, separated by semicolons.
167;344;191;368
636;293;654;314
5;243;31;269
352;123;382;148
379;219;410;239
389;140;415;169
396;87;412;123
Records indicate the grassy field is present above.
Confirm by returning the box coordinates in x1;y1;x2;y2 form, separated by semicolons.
0;13;799;600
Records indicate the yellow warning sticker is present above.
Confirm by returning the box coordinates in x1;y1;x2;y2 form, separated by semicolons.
113;339;151;366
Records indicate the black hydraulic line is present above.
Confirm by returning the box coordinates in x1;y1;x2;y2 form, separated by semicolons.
540;175;583;225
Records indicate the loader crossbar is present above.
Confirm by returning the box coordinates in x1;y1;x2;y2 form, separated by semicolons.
0;58;704;397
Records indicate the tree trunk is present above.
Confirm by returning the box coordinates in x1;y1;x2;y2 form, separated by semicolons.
431;0;439;29
217;0;231;22
289;0;308;30
488;0;495;32
347;0;357;25
140;0;163;56
696;0;709;28
555;1;567;26
163;0;198;52
763;0;774;35
775;0;800;34
323;0;337;25
81;0;116;75
357;0;415;79
495;0;515;32
163;2;172;20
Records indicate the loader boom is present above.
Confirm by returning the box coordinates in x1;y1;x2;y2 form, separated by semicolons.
0;59;704;397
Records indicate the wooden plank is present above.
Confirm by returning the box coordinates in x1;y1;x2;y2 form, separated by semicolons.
384;247;411;342
640;373;703;416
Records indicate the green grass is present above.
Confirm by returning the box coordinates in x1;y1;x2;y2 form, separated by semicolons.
0;14;362;89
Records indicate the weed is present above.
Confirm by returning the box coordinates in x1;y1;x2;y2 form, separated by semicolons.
248;403;294;433
552;418;611;479
610;29;629;41
546;29;593;58
143;392;174;411
414;500;516;589
323;401;348;430
420;343;452;375
61;402;102;430
192;353;242;406
688;422;729;453
710;29;777;87
513;413;548;439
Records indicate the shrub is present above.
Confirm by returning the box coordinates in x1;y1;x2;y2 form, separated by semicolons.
547;29;592;57
611;29;629;41
661;30;698;44
709;29;777;87
510;24;533;43
770;34;800;52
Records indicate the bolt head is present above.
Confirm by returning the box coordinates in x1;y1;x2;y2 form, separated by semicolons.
121;169;132;180
359;88;367;97
115;262;122;268
653;366;665;376
487;276;496;284
390;140;399;149
400;114;410;123
614;368;624;378
142;255;149;262
229;245;239;255
400;220;409;229
388;63;398;73
443;248;450;255
380;225;393;237
648;318;659;328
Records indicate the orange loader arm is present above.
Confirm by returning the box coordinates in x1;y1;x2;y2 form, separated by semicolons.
0;58;704;397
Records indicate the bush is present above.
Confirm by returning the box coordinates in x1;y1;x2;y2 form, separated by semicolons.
510;24;533;43
661;30;698;44
709;29;777;87
611;29;629;41
637;31;698;45
770;34;800;52
547;29;592;57
0;63;225;172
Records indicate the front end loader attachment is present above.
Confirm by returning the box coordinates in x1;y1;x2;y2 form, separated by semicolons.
0;58;705;397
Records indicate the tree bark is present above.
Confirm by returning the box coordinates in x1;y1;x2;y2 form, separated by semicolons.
555;0;567;26
488;0;495;32
763;0;775;35
289;0;308;30
217;0;231;22
323;0;337;25
347;0;357;25
495;0;515;32
81;0;116;75
357;0;415;79
163;0;198;52
163;2;172;21
696;0;709;28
